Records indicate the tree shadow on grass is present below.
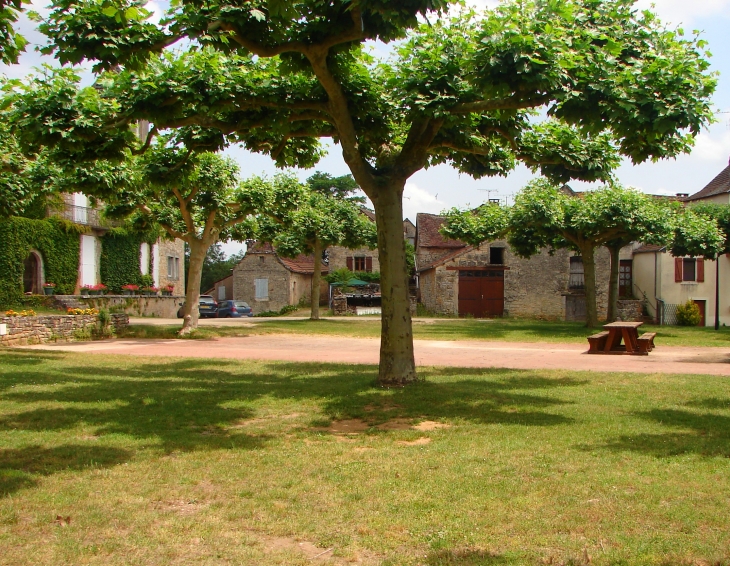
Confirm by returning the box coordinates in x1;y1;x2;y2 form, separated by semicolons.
0;444;131;497
583;408;730;458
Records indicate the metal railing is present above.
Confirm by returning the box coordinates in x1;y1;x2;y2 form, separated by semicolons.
50;205;121;229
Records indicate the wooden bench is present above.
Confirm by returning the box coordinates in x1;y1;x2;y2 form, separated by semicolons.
637;332;656;354
587;331;610;353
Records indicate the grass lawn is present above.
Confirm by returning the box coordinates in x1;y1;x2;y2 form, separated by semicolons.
123;317;730;348
1;350;729;565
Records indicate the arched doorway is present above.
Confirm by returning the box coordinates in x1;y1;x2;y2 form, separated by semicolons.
23;251;43;294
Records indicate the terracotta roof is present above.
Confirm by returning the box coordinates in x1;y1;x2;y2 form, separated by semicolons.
246;240;276;254
633;244;666;254
417;245;475;273
278;254;329;275
416;213;468;249
685;165;730;201
360;207;376;222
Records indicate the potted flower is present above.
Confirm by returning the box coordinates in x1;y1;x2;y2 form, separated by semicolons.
161;284;175;296
121;284;139;296
142;285;159;296
80;284;93;296
42;282;56;296
86;284;107;296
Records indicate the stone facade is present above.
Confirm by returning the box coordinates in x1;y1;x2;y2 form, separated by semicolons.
206;275;233;302
0;313;129;346
418;241;612;320
328;245;379;273
234;253;292;314
155;238;186;296
616;299;643;322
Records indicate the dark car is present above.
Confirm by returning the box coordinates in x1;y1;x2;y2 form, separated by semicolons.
217;300;254;318
176;295;219;318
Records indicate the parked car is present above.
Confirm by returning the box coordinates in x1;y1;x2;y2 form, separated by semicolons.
217;300;254;318
176;295;219;318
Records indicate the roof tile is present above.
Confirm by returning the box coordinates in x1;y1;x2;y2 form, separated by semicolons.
416;213;468;249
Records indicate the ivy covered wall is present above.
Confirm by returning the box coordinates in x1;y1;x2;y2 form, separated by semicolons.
0;217;84;306
100;228;156;293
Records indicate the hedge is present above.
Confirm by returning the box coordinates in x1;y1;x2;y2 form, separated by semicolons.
0;217;85;306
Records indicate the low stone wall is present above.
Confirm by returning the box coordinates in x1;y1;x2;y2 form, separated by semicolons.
616;300;643;322
78;295;184;318
0;313;129;346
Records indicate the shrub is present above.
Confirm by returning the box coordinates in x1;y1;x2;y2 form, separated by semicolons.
676;300;702;326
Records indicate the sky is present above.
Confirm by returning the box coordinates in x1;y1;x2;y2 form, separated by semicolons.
2;0;730;256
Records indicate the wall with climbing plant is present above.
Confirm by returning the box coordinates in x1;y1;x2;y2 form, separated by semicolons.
0;217;85;306
99;228;156;293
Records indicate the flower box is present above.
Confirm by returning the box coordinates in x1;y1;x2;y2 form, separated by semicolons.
43;287;55;296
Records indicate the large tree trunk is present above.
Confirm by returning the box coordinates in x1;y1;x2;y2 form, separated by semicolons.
606;244;621;322
180;240;206;335
580;244;599;328
371;184;417;386
311;239;322;320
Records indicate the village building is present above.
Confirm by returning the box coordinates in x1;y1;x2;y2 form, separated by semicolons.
415;212;613;320
632;163;730;326
232;242;329;314
204;274;234;303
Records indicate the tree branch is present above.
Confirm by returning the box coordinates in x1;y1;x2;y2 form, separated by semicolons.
131;124;158;155
450;94;552;114
171;186;195;235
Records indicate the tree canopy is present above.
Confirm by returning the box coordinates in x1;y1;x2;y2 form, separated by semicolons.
5;0;718;384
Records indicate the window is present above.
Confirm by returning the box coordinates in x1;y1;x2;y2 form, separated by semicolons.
259;256;265;263
489;247;504;265
354;256;366;271
167;256;180;280
255;278;269;300
619;260;632;297
675;257;704;283
569;256;584;289
140;243;150;275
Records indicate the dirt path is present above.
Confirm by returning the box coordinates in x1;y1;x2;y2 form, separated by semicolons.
22;334;730;376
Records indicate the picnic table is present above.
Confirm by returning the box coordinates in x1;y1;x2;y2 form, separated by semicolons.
587;321;656;355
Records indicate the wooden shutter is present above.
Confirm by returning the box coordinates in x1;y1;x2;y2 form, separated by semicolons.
674;257;683;282
697;258;704;282
346;256;353;270
365;256;373;273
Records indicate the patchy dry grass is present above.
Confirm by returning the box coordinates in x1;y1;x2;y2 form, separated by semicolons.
1;349;729;565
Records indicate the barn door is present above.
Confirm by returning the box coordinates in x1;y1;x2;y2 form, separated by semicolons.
458;272;483;317
458;270;504;318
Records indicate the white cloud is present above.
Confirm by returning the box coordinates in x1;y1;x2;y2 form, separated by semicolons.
690;130;730;163
633;0;730;25
402;182;449;221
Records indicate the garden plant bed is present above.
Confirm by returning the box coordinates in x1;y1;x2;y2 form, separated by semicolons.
1;350;729;565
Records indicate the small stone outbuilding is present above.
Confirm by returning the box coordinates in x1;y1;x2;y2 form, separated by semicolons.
232;242;328;314
416;213;612;320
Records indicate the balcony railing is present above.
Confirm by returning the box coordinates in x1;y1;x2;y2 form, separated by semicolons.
50;205;121;229
568;272;585;289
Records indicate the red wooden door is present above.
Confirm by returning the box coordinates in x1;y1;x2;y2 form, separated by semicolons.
693;300;706;327
458;270;504;318
458;274;483;317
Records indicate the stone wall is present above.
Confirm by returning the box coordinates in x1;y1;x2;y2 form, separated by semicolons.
79;295;184;318
233;254;292;314
616;300;643;322
0;313;128;346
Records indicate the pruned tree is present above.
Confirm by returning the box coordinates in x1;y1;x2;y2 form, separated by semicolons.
9;0;718;383
443;181;678;327
244;172;376;320
106;140;259;333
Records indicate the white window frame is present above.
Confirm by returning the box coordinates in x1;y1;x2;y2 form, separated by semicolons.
167;256;180;280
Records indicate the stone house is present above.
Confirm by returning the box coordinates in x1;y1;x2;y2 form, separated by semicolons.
416;213;612;320
20;192;185;295
632;163;730;326
232;241;329;314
